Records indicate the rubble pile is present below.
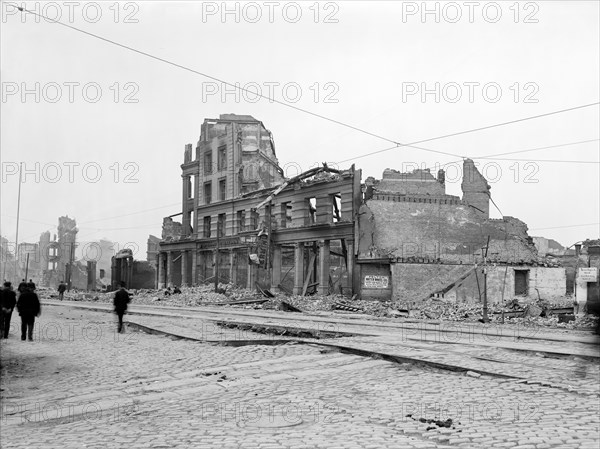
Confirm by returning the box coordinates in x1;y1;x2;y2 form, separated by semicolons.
38;285;598;330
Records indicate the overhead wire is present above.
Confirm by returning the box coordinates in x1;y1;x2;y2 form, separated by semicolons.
6;3;599;249
8;3;600;166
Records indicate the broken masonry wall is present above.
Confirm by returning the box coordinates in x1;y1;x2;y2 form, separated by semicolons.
575;247;600;315
359;200;537;264
532;237;565;256
69;261;89;290
528;267;567;300
358;262;392;300
57;215;78;283
445;266;566;304
461;158;490;219
131;261;156;289
375;168;446;196
97;239;114;284
391;263;474;304
146;235;161;267
162;217;183;241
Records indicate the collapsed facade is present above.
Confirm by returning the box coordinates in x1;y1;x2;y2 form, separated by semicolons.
158;114;567;304
158;114;360;295
359;161;566;304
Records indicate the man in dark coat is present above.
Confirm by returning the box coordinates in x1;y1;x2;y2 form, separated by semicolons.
0;282;17;338
17;279;28;294
113;282;131;333
58;281;67;300
16;287;41;341
27;279;36;291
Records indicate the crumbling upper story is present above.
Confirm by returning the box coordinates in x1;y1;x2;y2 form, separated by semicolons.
159;114;361;294
358;159;537;265
176;114;286;240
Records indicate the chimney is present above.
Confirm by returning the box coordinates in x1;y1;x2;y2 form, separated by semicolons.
575;243;581;257
437;169;445;186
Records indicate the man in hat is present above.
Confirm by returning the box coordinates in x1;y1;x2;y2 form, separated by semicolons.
16;285;41;341
0;282;17;338
113;281;131;333
58;281;67;301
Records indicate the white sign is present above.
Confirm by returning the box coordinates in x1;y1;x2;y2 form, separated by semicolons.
579;268;598;282
364;275;389;289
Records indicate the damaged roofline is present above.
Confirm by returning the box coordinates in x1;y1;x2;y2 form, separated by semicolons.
254;163;349;210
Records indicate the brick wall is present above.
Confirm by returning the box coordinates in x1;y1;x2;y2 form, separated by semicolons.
358;200;537;263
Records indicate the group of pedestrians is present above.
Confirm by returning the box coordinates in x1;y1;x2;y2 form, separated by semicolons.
0;279;41;341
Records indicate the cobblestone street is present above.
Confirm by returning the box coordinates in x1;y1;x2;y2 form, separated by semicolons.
1;305;599;448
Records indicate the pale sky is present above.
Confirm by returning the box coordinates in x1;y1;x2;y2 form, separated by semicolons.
1;0;599;262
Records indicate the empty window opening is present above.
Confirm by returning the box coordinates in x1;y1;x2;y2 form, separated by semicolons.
307;197;316;224
237;210;246;232
204;151;213;175
514;270;529;296
219;178;226;201
218;145;227;171
186;177;193;199
204;181;212;205
332;194;342;222
203;216;212;238
217;213;226;238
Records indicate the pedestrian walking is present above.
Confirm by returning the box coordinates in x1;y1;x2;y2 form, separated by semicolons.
27;279;36;291
16;286;41;341
0;282;17;339
17;279;27;294
113;281;131;333
58;281;67;301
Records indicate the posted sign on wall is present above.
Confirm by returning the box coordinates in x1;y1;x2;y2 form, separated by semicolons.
579;268;598;282
364;275;389;289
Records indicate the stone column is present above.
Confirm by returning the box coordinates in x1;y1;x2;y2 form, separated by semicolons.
229;251;235;284
127;257;133;288
156;254;162;289
212;251;218;283
247;260;257;290
181;250;188;287
318;240;330;295
346;240;356;296
231;251;238;286
191;250;197;286
166;251;173;287
293;243;304;295
157;253;165;289
271;245;282;290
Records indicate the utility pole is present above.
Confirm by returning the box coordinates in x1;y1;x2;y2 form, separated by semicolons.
214;220;220;292
266;202;272;286
14;162;23;284
25;253;30;280
482;235;490;323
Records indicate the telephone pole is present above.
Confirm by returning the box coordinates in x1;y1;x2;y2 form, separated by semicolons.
482;235;490;323
14;162;23;283
214;220;220;292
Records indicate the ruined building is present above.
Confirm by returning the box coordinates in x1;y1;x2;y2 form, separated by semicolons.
111;249;156;290
158;114;565;304
38;216;78;288
358;160;565;303
158;114;360;294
